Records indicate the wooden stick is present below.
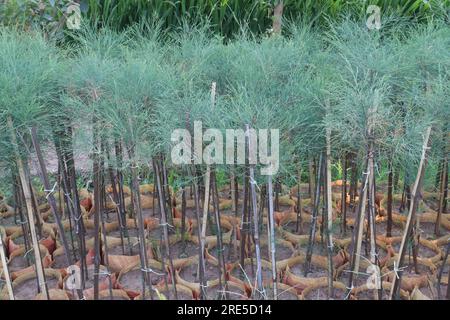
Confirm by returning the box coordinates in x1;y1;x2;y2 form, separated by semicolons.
346;157;369;297
325;128;334;298
295;166;302;234
8;117;48;299
304;152;323;276
0;233;14;300
153;158;178;299
246;124;264;298
435;150;448;235
341;154;348;235
386;157;394;237
389;126;432;300
129;147;154;300
267;175;277;299
211;170;228;299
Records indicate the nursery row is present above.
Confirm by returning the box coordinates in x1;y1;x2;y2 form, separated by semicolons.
0;16;449;300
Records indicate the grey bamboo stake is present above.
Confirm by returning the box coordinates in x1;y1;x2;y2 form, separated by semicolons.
267;175;277;299
153;158;178;299
295;166;302;234
346;157;369;298
185;112;207;300
100;139;113;299
0;233;14;300
188;165;208;299
308;158;315;202
341;154;348;235
92;120;101;300
246;123;264;299
435;148;448;236
366;103;380;300
129;147;154;300
304;152;323;276
325;128;334;298
7;116;49;300
240;172;249;273
200;164;211;292
367;142;381;300
181;186;187;253
211;170;228;299
14;174;32;267
386;157;394;237
389;126;432;300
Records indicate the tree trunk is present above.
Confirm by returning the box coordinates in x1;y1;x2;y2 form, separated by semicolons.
272;1;284;34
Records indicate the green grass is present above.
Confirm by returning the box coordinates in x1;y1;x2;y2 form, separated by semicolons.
1;0;449;39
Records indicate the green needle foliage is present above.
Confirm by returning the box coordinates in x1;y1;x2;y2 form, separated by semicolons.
0;13;448;192
0;29;60;168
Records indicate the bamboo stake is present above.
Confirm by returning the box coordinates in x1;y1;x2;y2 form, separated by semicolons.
14;173;32;267
92;119;102;300
435;150;448;235
341;154;348;235
245;124;264;299
200;165;211;288
304;152;323;276
295;166;302;234
308;158;315;202
185;112;207;300
346;156;369;297
29;184;43;239
181;186;187;253
240;172;249;272
0;233;14;300
349;154;358;209
62;126;88;289
386;157;394;237
129;147;154;300
231;169;237;216
267;175;277;299
367;141;381;300
153;158;178;299
325;128;334;298
7;117;48;299
100;140;113;299
211;171;228;299
389;126;432;300
189;165;208;299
